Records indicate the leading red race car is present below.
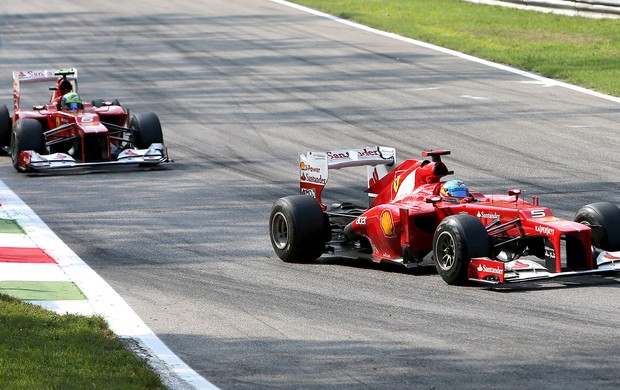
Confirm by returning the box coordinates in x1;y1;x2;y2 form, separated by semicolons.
269;146;620;285
0;68;170;172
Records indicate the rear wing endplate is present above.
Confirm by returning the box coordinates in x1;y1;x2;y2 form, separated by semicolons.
299;146;396;209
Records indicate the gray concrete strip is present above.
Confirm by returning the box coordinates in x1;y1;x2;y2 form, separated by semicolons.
465;0;620;18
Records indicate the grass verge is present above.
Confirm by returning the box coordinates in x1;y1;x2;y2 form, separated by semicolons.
290;0;620;97
0;294;165;389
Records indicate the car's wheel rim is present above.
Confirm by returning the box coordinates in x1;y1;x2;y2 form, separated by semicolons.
271;212;289;250
436;231;455;271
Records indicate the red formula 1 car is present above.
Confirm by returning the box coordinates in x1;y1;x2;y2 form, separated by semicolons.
0;68;170;172
269;147;620;285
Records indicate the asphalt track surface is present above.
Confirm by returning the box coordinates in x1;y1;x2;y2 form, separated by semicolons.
1;1;619;389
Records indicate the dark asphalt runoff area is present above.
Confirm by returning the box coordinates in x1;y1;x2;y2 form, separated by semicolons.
1;1;619;389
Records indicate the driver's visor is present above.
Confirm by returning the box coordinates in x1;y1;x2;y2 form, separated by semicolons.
449;188;469;198
67;102;80;110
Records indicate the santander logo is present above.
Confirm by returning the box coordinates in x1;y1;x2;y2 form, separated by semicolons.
477;211;500;220
476;264;503;275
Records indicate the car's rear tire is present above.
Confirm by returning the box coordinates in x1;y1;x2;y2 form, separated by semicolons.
130;112;164;149
0;105;11;153
575;202;620;252
433;214;490;285
269;195;327;263
11;119;45;172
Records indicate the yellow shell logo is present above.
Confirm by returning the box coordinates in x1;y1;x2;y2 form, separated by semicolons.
300;162;306;170
380;210;396;237
392;175;401;193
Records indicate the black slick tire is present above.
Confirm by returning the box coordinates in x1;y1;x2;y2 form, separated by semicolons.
269;195;327;263
11;119;45;172
0;104;11;152
575;202;620;251
130;112;164;149
433;214;489;285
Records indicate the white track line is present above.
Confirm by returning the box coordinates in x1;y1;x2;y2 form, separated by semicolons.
0;179;218;390
270;0;620;104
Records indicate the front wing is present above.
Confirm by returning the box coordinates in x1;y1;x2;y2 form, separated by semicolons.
16;143;170;172
469;251;620;284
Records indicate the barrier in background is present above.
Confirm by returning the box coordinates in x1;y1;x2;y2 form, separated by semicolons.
465;0;620;18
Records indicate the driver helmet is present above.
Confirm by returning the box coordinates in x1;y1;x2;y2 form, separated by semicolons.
61;92;83;111
440;179;469;201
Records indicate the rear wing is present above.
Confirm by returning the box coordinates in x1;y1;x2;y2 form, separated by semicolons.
12;68;78;111
299;146;396;209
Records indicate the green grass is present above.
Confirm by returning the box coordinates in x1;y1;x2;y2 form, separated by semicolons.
0;294;165;389
291;0;620;97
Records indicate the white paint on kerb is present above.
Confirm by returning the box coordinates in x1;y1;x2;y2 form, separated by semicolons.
0;179;218;390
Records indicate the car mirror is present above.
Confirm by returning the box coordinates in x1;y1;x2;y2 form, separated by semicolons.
508;189;521;201
425;196;441;204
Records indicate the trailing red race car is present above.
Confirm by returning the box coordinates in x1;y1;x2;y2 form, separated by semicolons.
0;68;170;172
269;147;620;285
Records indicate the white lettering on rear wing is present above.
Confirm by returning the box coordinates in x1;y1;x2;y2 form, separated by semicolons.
325;146;395;169
13;68;78;84
299;146;396;209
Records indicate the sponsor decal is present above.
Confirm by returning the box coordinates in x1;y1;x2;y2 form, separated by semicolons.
299;162;320;173
300;157;327;185
476;264;503;275
356;216;367;225
380;210;396;237
326;148;380;160
300;173;327;185
392;175;401;193
477;211;500;220
357;147;379;157
603;252;620;260
511;260;529;270
18;70;52;79
327;151;350;159
539;216;560;222
300;188;316;198
535;225;554;235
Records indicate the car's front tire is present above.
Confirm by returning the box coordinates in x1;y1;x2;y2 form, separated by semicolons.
0;105;13;153
0;104;11;152
11;119;45;172
433;214;490;285
130;112;164;149
269;195;327;263
575;202;620;252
